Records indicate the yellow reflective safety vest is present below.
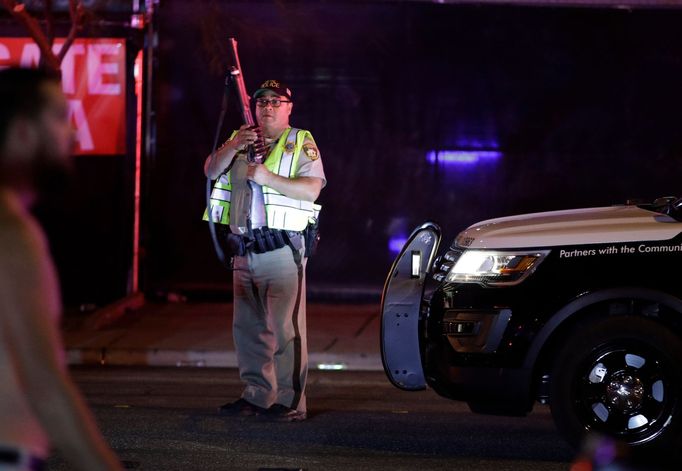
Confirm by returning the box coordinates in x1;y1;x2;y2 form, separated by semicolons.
203;127;321;232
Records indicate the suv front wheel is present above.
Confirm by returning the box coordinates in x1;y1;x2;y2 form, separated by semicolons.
549;315;682;460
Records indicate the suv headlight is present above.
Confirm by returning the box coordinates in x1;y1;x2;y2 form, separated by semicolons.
445;249;550;286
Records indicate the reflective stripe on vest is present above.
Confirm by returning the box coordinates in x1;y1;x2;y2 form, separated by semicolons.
202;175;232;225
211;187;231;202
202;127;321;231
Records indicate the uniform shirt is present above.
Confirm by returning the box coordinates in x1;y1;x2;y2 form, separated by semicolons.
229;134;326;234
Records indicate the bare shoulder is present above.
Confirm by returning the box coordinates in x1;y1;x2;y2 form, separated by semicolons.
0;199;45;255
0;195;61;339
0;197;50;287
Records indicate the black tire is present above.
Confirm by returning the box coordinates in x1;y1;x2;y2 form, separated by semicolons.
549;315;682;456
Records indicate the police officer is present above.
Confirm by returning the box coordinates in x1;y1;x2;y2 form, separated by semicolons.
204;80;326;422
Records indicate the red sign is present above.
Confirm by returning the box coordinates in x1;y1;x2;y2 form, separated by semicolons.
0;37;127;155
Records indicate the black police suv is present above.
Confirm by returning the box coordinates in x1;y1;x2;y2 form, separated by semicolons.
381;196;682;457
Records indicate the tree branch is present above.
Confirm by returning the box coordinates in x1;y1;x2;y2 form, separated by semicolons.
0;1;60;72
57;0;84;63
45;0;55;45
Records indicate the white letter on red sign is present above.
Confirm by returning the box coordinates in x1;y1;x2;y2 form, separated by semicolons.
87;44;121;95
20;43;41;68
0;43;9;69
59;43;86;94
68;99;94;151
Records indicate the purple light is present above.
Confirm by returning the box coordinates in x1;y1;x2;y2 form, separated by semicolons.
427;150;502;165
388;236;408;254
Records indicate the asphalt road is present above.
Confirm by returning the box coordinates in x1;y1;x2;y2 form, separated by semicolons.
43;366;580;471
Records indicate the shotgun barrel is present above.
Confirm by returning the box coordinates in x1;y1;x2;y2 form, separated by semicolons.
228;37;265;163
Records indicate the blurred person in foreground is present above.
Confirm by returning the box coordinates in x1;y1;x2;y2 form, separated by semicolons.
0;67;123;471
570;432;677;471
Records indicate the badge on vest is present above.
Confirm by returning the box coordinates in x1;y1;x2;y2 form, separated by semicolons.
303;144;319;161
285;141;295;153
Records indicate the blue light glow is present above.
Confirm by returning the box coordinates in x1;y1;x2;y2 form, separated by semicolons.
388;236;407;254
426;150;502;165
317;363;347;370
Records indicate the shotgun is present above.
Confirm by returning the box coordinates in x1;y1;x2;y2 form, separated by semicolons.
228;37;265;163
226;37;268;229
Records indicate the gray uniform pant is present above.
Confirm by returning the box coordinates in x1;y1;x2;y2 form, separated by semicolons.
232;245;308;413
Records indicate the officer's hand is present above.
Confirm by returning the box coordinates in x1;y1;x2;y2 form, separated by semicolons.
229;124;260;151
246;163;271;186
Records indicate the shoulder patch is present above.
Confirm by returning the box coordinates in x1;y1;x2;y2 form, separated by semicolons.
303;144;319;161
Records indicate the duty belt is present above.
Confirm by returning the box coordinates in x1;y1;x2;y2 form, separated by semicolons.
250;227;298;254
222;227;302;257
